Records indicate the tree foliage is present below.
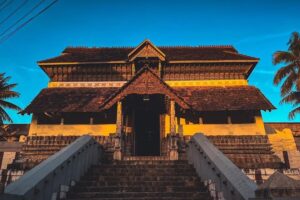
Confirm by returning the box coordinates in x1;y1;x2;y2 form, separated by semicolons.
273;32;300;119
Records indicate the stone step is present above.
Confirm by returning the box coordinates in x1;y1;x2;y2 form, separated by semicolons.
84;172;198;177
76;180;202;187
67;197;211;200
96;162;192;166
71;186;208;193
66;159;212;200
81;175;200;181
67;191;210;199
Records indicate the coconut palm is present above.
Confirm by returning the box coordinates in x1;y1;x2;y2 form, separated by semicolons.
0;73;21;127
273;32;300;119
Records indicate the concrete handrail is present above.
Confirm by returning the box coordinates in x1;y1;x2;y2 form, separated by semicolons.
1;135;102;200
188;133;257;200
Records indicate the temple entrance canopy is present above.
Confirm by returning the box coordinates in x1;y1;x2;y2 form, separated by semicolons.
100;66;188;157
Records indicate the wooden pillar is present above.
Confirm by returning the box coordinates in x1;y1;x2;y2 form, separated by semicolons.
131;63;135;76
170;100;176;134
158;61;162;78
60;118;64;125
169;100;178;160
227;112;232;124
116;101;123;135
114;101;123;160
199;116;203;124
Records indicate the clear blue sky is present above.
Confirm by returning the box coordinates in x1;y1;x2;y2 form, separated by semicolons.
0;0;300;123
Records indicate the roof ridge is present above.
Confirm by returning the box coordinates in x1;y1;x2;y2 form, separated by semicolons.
64;45;236;50
159;45;235;48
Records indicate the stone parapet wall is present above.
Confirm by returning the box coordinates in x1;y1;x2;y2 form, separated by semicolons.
244;168;300;184
207;135;283;169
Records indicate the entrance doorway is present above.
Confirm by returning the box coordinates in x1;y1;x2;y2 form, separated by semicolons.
134;106;160;156
124;94;166;156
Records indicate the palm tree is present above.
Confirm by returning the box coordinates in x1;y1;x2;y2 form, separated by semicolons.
273;32;300;119
0;73;21;132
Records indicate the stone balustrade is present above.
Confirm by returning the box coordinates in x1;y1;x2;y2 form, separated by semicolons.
188;133;257;200
0;135;102;200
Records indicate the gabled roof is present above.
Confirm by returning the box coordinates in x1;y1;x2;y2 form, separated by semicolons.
100;66;190;110
128;39;166;61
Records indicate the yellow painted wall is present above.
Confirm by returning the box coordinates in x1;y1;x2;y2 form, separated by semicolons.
164;115;266;136
29;117;116;136
268;129;298;152
29;124;116;136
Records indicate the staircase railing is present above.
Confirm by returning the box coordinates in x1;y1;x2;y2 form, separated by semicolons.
1;135;102;200
188;133;257;200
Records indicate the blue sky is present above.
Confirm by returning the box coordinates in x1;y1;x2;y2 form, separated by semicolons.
0;0;300;123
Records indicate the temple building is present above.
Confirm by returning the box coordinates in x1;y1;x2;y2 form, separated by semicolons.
1;40;300;199
17;40;299;164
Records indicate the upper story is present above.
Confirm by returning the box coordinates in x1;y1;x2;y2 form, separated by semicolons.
38;40;258;88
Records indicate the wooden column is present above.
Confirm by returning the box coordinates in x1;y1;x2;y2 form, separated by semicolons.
116;101;123;135
169;100;178;160
158;61;162;78
131;63;135;76
60;118;64;125
170;100;176;134
227;112;232;124
199;116;203;124
114;101;123;160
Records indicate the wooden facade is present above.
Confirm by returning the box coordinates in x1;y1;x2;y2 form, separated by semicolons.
23;40;276;158
42;62;252;82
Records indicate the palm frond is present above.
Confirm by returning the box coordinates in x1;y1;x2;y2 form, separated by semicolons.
0;100;21;111
289;106;300;119
0;83;17;91
0;90;20;99
288;32;300;58
272;51;295;65
280;91;300;104
280;74;296;96
0;107;12;123
0;75;11;86
273;63;296;85
0;73;20;123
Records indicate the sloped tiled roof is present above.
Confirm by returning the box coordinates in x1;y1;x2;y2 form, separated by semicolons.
22;87;119;113
174;86;275;111
38;46;258;63
22;85;274;114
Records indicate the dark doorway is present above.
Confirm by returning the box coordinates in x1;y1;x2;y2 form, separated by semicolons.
135;107;160;156
133;95;161;156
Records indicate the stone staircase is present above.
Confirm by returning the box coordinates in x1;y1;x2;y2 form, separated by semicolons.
66;158;212;200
